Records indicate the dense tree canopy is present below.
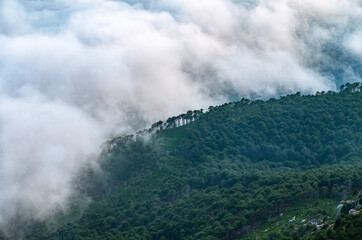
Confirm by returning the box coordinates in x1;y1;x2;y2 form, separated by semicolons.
23;82;362;240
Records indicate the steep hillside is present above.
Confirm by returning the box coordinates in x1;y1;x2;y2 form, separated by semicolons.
309;211;362;240
27;82;362;240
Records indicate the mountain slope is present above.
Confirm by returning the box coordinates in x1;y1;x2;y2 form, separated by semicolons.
28;82;362;240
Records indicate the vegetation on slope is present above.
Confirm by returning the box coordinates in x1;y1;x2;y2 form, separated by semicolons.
309;211;362;240
27;82;362;240
240;197;341;240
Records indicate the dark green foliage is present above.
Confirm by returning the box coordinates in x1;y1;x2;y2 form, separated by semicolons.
27;83;362;240
310;213;362;240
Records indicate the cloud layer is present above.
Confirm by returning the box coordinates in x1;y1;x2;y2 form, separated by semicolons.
0;0;361;225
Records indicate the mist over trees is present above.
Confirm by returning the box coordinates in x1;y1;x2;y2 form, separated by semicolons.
18;83;362;240
1;0;362;225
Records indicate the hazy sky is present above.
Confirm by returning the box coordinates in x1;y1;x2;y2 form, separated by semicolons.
0;0;361;227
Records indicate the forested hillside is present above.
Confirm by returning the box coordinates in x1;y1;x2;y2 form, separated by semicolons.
27;82;361;240
309;210;362;240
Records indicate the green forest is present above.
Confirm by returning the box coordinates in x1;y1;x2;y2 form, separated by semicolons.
23;82;362;240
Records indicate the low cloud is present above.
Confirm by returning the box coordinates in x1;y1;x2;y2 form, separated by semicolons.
0;0;361;227
345;31;362;59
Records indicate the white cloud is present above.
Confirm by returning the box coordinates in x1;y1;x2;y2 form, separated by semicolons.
0;0;361;227
0;90;104;222
345;31;362;59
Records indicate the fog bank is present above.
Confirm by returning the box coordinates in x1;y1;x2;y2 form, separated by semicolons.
0;0;361;227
